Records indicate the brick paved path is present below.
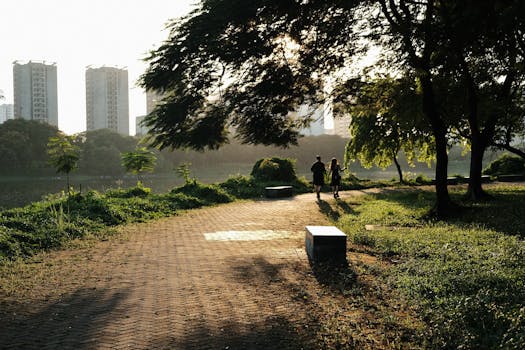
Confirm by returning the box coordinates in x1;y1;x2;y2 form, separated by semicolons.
0;193;350;349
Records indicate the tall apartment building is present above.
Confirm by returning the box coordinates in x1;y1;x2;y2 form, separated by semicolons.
13;61;58;127
291;104;326;136
0;104;14;124
332;114;351;138
86;66;129;135
135;115;148;136
146;89;164;115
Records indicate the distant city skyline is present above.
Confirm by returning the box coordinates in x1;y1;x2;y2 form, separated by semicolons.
0;0;194;135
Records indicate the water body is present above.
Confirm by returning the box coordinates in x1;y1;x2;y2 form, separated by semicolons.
0;161;468;209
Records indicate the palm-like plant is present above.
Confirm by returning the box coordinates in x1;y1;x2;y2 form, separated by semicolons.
47;133;80;194
121;147;156;184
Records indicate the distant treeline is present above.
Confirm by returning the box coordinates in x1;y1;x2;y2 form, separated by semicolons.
0;119;502;178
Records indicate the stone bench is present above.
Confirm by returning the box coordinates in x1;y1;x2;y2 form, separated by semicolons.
265;185;293;198
305;226;347;263
497;174;525;182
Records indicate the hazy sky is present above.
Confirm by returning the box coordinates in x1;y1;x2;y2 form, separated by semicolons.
0;0;195;135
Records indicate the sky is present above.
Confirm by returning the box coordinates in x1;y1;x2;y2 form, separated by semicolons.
0;0;195;135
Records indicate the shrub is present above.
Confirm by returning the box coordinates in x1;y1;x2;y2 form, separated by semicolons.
106;185;152;198
251;157;297;182
483;154;525;176
220;175;262;199
171;182;234;205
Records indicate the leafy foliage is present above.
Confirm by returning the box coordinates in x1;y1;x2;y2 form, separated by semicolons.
170;182;233;206
250;157;297;182
121;147;157;181
219;174;311;199
77;129;138;176
47;133;80;174
140;0;361;150
483;153;525;176
335;76;434;182
47;133;80;192
0;119;59;174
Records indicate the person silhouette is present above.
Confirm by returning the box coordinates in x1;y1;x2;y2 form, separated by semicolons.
329;158;345;198
310;155;326;200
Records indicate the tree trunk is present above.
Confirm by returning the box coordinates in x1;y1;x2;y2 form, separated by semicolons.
433;130;454;215
420;74;453;217
466;135;490;200
459;56;491;201
393;155;404;183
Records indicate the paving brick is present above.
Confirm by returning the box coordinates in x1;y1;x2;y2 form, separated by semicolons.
0;194;335;349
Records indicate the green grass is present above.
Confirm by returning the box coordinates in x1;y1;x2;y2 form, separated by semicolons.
335;184;525;349
0;182;235;264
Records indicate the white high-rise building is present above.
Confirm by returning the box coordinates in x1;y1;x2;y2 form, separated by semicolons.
0;104;14;124
135;115;148;136
332;114;351;138
146;89;164;115
86;66;129;135
13;61;58;127
292;104;326;136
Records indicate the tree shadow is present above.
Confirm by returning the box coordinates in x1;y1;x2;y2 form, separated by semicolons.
308;260;358;294
452;190;525;237
154;255;322;349
372;187;525;237
147;317;317;350
0;287;129;349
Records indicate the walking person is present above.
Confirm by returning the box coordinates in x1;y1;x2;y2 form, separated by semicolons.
329;158;345;198
310;155;326;200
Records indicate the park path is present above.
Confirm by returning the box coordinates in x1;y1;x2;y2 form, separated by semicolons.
0;192;361;349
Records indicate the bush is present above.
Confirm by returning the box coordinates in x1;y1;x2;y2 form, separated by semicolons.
483;154;525;176
105;185;152;198
251;157;297;182
171;182;234;205
220;175;262;199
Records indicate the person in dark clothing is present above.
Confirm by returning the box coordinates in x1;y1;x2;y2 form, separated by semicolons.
329;157;345;198
310;155;326;200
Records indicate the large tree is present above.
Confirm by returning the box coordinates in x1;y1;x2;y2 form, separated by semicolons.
141;0;521;216
436;1;525;200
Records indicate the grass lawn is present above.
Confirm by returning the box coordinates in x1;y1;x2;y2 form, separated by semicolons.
331;184;525;349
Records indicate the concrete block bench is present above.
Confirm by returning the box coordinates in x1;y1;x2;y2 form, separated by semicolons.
497;174;525;182
265;185;293;198
305;226;347;263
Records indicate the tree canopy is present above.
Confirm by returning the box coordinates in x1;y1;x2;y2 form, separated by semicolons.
335;76;433;182
121;147;157;182
0;119;59;173
141;0;525;215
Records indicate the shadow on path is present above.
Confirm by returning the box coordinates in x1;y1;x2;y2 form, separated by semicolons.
316;199;356;221
0;288;129;349
148;317;316;350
